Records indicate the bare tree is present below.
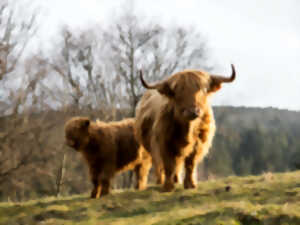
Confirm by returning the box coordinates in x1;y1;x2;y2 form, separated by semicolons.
101;5;211;116
55;152;67;197
0;57;47;185
0;0;37;81
0;0;39;115
0;0;45;198
45;28;124;120
47;3;211;118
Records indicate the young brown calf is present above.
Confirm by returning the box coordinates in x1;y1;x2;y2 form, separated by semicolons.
64;117;152;198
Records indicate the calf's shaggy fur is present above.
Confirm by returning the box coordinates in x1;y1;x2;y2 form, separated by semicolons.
64;117;152;198
135;65;236;191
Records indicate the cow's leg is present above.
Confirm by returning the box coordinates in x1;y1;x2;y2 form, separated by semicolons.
150;141;165;185
134;159;151;190
100;178;111;196
184;151;198;189
90;176;101;199
174;160;183;184
161;153;181;192
99;164;115;197
155;164;165;185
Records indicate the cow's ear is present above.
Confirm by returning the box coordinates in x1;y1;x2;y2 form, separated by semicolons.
157;82;175;97
208;80;222;93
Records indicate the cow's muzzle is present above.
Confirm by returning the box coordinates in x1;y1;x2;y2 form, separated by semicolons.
183;108;201;120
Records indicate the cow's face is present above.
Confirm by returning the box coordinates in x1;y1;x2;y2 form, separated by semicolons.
168;72;210;121
140;65;236;122
64;117;90;151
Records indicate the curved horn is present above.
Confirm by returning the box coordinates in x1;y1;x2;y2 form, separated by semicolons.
211;64;236;83
139;70;161;89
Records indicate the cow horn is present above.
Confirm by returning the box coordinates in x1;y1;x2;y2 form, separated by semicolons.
211;64;236;83
139;70;161;89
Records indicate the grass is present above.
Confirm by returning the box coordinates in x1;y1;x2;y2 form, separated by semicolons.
0;171;300;225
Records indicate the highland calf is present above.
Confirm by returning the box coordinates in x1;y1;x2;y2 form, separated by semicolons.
135;65;236;192
64;117;152;198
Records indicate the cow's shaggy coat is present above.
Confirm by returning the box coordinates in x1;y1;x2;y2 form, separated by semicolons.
64;117;152;198
135;65;235;191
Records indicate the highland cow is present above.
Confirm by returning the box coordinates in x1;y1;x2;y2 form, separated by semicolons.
64;117;152;198
135;65;236;192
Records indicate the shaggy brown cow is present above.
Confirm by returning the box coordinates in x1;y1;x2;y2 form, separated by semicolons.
64;117;152;198
135;65;236;192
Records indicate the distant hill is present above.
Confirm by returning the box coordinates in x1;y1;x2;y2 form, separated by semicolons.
207;106;300;177
214;106;300;131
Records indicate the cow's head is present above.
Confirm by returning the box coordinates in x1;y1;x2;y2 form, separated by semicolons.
140;64;236;121
64;117;91;151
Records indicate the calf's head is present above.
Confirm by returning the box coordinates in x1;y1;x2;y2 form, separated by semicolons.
140;64;236;121
64;117;91;151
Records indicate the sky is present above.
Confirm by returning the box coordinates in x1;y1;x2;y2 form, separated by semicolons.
35;0;300;111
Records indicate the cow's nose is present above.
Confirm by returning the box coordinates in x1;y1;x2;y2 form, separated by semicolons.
190;109;198;119
185;108;200;120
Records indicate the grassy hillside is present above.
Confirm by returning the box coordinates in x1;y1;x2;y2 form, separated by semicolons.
1;171;300;225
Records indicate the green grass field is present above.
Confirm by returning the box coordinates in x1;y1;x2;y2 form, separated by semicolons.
1;171;300;225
